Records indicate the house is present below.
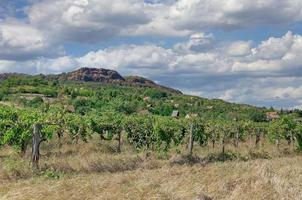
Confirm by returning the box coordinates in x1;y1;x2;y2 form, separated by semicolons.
174;103;179;108
171;110;180;118
266;112;280;121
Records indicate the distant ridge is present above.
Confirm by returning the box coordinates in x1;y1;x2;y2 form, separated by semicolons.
0;67;182;94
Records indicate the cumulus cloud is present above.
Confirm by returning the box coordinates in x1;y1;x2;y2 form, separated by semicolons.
27;0;153;42
226;41;252;57
174;33;215;53
232;31;302;75
1;0;302;61
0;21;63;61
143;0;302;35
253;31;295;59
77;45;174;76
5;0;302;44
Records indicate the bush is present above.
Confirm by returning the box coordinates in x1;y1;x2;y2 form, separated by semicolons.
144;89;168;99
27;96;44;108
296;133;302;150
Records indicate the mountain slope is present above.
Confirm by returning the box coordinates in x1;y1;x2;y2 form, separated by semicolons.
0;67;182;94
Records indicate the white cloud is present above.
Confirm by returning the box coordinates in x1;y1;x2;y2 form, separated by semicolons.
227;41;252;57
27;0;153;42
0;21;63;60
1;0;302;63
174;33;215;53
148;0;302;35
252;31;294;59
14;0;302;44
2;31;302;77
232;31;302;74
76;45;175;76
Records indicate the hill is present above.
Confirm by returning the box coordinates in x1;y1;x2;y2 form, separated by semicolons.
0;67;267;119
0;67;182;94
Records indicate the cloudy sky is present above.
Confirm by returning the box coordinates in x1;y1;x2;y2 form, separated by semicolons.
1;0;302;109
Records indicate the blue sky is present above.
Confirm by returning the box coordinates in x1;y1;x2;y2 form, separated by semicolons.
1;0;302;109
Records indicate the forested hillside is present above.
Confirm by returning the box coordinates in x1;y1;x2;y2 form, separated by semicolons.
0;68;267;119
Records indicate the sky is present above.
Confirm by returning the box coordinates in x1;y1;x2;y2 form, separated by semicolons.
1;0;302;109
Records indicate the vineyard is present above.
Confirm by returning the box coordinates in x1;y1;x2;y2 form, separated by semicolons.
1;74;302;199
1;104;302;168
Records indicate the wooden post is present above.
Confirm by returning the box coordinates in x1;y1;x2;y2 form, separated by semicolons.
222;132;226;154
249;134;252;148
117;131;122;153
31;123;43;169
235;118;239;148
20;139;27;157
289;132;293;150
188;123;194;156
260;132;264;148
57;129;63;147
276;139;280;150
255;132;261;148
235;130;239;148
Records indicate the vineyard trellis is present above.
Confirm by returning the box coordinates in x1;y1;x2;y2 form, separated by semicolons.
0;105;302;168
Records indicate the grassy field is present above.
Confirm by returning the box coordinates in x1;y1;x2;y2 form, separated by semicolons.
0;137;301;200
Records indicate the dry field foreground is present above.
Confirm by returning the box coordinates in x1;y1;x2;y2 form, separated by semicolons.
0;140;302;200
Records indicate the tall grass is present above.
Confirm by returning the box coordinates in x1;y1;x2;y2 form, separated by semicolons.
0;135;301;199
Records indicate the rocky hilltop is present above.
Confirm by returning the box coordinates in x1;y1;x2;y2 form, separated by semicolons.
57;67;125;83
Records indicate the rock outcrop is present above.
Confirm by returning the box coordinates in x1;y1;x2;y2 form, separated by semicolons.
58;67;125;83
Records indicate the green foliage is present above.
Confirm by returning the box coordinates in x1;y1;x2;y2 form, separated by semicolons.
296;124;302;150
89;112;123;140
64;113;91;142
28;96;44;108
191;118;206;146
268;116;297;147
40;169;62;179
124;115;155;150
249;111;267;122
143;88;168;99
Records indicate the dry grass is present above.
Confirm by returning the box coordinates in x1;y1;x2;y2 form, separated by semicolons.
0;137;301;200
